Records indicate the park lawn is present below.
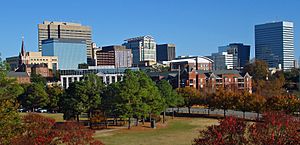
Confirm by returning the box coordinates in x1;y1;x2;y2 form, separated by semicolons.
19;113;65;122
95;117;219;145
19;112;89;122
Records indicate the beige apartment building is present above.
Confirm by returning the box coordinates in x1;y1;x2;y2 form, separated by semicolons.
6;52;58;71
38;21;92;64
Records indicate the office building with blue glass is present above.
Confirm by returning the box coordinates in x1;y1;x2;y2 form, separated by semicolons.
218;43;250;70
42;38;87;70
255;21;294;70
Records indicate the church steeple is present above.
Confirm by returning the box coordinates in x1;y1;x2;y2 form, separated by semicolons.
20;36;25;57
19;37;27;66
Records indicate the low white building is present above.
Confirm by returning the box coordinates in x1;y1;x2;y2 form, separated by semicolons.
59;67;139;89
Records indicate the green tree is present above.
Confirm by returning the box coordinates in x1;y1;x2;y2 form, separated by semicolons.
177;87;201;114
30;73;47;85
61;81;89;121
46;85;63;113
157;80;183;122
117;70;141;129
83;74;104;118
19;83;49;112
0;66;24;144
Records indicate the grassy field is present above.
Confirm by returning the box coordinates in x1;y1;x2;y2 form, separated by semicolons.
95;117;219;145
19;113;219;145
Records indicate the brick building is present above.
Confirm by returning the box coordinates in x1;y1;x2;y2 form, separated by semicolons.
7;71;31;84
186;70;252;93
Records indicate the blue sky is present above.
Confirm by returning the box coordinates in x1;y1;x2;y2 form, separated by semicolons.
0;0;299;60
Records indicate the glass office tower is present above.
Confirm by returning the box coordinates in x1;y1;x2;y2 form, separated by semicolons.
42;38;87;70
255;21;294;70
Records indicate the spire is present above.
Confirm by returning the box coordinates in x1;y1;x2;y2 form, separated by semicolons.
20;36;25;56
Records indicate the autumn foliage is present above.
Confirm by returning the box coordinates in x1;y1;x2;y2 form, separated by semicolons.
11;113;104;145
193;116;248;145
194;111;300;145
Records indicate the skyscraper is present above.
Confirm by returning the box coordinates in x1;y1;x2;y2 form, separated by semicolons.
38;21;92;64
211;52;234;70
218;43;250;70
42;38;87;70
255;21;294;70
123;35;156;66
156;44;176;62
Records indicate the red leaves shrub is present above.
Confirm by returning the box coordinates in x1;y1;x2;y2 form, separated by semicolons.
194;111;300;145
193;117;248;145
11;113;59;145
55;121;103;145
11;113;104;145
249;111;300;145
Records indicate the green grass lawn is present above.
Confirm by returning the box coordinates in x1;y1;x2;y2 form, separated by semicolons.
95;117;219;145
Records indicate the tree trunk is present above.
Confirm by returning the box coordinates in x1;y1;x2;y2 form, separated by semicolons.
223;109;226;118
243;111;245;119
163;110;166;124
149;113;152;122
135;117;139;126
208;107;210;116
172;108;175;119
188;107;191;114
142;117;145;125
257;111;259;121
128;117;131;129
77;114;79;122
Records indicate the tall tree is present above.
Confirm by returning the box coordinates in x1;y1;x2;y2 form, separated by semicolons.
83;74;104;118
46;85;63;113
19;83;49;112
243;60;269;81
0;66;24;144
177;87;200;114
61;81;89;121
157;80;183;122
117;70;141;129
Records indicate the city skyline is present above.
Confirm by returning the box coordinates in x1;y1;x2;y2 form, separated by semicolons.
0;0;299;60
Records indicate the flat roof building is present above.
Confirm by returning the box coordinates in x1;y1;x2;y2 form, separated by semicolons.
42;38;87;70
95;45;132;68
123;35;157;66
255;21;294;70
38;21;93;65
156;44;176;62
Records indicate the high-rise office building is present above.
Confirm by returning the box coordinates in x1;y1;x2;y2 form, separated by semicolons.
218;43;250;70
255;21;294;70
38;21;92;64
95;45;132;68
42;38;87;70
123;35;156;66
156;44;176;62
211;52;234;70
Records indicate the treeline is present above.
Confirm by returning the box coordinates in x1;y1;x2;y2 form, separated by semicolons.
15;70;184;129
177;87;300;119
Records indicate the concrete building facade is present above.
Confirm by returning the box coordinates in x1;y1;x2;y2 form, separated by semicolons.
38;21;93;64
123;35;156;66
95;45;132;68
59;67;139;89
211;52;234;70
218;43;250;70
